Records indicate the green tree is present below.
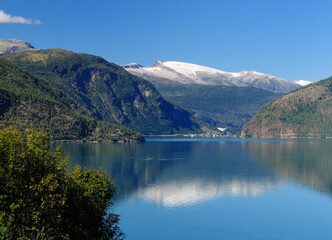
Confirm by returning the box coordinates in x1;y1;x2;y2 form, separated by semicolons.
0;128;124;239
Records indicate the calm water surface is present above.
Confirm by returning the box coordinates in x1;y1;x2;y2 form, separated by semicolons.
61;137;332;240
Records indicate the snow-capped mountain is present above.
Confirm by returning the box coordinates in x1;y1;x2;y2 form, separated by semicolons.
292;80;312;86
124;61;301;93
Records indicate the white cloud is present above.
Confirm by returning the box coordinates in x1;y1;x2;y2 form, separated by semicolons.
0;10;41;24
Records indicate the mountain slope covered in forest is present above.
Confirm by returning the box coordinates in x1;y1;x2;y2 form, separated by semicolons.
151;81;281;133
0;59;144;142
1;49;200;135
242;77;332;138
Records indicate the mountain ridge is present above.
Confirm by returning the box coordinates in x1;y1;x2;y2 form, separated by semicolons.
124;61;301;93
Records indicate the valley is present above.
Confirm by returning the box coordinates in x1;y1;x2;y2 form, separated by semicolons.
124;60;309;134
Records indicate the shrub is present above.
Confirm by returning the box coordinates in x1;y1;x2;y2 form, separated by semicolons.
0;128;124;239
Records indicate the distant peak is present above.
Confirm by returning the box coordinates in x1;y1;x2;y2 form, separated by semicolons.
0;39;35;46
122;63;143;69
0;39;38;54
151;60;163;67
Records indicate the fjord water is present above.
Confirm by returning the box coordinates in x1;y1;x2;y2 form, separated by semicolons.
61;138;332;240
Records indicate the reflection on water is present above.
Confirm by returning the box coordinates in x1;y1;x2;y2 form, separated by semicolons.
244;140;332;196
61;139;332;205
61;138;332;240
134;179;279;207
61;139;283;207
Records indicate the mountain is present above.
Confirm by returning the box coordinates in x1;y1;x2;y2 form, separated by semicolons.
124;61;284;133
0;39;38;54
1;49;199;135
241;77;332;138
0;59;144;142
150;81;281;133
124;61;300;93
292;80;312;86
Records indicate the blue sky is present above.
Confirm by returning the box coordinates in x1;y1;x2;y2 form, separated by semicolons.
1;0;332;82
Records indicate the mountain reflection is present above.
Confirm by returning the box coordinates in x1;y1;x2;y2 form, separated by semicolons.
244;140;332;196
132;179;279;207
62;140;283;207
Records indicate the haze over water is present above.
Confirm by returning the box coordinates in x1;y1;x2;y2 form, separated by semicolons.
62;138;332;240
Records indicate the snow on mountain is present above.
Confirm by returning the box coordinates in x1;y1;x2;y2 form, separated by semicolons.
124;61;300;93
292;80;312;86
163;61;233;77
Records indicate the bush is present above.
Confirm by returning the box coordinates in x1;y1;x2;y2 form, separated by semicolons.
0;128;124;239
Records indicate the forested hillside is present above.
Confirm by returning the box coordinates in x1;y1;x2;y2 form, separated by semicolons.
242;77;332;138
0;59;144;142
1;49;199;135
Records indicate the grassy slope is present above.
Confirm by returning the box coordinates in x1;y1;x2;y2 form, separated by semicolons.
242;77;332;138
0;59;144;142
1;50;200;135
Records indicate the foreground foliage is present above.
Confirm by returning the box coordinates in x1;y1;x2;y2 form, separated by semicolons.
0;128;124;239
